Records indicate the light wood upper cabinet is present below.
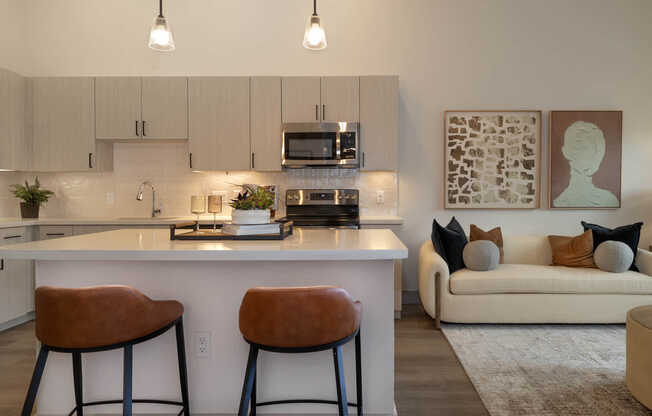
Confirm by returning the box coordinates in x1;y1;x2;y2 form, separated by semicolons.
32;77;112;172
360;76;399;171
95;77;188;140
141;77;188;139
251;77;282;171
189;77;250;171
32;77;95;171
282;77;321;122
321;76;359;122
95;77;141;139
0;69;29;171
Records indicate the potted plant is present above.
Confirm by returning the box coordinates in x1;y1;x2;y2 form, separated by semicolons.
10;177;54;219
229;184;274;225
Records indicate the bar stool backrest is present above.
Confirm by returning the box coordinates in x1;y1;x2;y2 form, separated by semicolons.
239;285;362;348
35;285;183;349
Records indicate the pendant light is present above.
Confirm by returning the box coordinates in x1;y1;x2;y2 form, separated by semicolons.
148;0;175;51
303;0;327;50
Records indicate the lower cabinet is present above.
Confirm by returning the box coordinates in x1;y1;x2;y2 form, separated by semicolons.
38;225;74;240
0;227;33;327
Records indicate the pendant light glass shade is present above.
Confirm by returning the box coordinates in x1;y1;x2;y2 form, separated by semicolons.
148;0;175;51
303;15;327;50
303;0;326;50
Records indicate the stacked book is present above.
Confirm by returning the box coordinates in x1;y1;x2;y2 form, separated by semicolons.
221;222;281;236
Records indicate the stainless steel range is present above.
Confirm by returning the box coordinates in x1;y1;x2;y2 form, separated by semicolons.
284;189;360;229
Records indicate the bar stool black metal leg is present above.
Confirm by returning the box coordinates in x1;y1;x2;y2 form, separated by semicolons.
333;346;349;416
355;330;363;415
175;318;191;416
72;352;84;416
238;345;259;416
249;372;257;416
21;345;49;416
123;345;133;416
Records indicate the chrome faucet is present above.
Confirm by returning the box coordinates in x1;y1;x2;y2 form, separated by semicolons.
136;181;161;218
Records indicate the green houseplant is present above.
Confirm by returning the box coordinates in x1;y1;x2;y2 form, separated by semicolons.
10;177;54;219
229;184;274;224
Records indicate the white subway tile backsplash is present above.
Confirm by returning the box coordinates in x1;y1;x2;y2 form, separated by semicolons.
0;144;398;218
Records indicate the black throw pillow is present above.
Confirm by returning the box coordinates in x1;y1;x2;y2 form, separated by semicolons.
581;221;643;271
431;217;468;273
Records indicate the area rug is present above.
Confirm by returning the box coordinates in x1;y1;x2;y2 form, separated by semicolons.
441;324;652;416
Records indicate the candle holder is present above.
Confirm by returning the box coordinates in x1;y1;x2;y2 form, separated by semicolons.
207;194;223;231
190;195;206;225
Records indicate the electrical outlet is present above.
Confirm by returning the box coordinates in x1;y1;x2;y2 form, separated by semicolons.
194;331;211;358
105;192;115;205
376;190;385;204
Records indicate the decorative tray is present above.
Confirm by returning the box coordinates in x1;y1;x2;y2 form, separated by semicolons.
170;220;293;241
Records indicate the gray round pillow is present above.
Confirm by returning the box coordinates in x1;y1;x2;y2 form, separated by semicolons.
463;240;500;271
594;240;634;273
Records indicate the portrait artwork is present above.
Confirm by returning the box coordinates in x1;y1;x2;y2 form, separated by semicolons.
549;111;622;209
444;111;541;209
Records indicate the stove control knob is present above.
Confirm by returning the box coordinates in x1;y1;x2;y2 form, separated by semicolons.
338;195;343;200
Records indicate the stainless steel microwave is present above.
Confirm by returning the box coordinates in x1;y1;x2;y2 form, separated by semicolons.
282;122;360;168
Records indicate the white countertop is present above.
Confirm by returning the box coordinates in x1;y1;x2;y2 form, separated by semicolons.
0;215;403;229
358;215;404;225
0;228;408;261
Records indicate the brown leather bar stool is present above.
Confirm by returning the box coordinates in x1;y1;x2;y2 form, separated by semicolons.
237;286;363;416
21;285;190;416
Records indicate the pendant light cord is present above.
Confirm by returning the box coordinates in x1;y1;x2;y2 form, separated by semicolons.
313;0;317;16
159;0;164;18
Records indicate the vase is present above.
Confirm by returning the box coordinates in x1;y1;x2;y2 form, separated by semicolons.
20;203;39;219
231;209;270;225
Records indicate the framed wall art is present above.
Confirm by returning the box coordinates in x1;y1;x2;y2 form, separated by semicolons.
444;110;542;209
549;111;622;209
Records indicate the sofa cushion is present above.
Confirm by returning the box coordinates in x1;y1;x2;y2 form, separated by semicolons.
595;240;634;273
581;221;643;271
463;240;500;271
450;264;652;295
470;224;504;263
431;217;467;273
548;229;595;268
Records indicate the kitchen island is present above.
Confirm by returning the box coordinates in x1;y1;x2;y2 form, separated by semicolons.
0;228;407;416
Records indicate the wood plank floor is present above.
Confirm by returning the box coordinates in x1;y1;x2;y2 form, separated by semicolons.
0;320;36;415
395;305;488;416
0;307;487;415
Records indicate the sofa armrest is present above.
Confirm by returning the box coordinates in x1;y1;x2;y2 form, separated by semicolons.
636;249;652;276
418;240;450;326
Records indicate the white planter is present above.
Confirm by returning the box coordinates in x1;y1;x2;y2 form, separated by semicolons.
231;209;271;225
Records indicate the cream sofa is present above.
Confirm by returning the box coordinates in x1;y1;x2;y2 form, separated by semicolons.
418;235;652;326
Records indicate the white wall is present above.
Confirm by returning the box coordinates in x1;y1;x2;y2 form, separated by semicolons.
0;0;29;72
9;0;652;291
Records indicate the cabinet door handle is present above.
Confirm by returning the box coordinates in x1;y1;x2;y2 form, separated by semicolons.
189;153;193;169
362;152;365;168
46;233;65;236
315;104;319;121
3;235;22;239
135;120;140;137
322;104;326;120
142;121;146;137
88;153;94;169
0;259;4;271
251;152;255;169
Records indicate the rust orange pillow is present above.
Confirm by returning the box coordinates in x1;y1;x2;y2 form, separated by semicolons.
548;229;595;268
470;224;504;263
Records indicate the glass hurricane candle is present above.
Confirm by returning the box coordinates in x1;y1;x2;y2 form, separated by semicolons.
207;194;223;231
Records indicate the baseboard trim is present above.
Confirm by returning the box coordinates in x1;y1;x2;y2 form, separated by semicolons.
402;290;419;305
0;311;34;332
